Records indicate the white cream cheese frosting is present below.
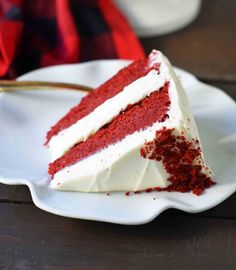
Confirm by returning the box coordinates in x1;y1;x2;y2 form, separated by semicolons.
50;50;208;192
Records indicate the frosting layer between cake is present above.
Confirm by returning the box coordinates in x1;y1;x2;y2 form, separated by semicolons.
46;57;151;144
48;69;166;161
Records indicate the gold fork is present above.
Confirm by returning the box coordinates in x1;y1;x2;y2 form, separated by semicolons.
0;80;92;93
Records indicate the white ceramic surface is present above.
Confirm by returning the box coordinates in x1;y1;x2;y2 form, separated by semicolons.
0;60;235;225
115;0;201;37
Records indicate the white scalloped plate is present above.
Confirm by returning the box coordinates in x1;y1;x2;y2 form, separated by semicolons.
0;60;236;225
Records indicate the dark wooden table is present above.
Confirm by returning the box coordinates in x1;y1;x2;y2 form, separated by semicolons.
1;1;236;269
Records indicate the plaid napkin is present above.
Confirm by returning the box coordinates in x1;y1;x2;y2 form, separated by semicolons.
0;0;144;79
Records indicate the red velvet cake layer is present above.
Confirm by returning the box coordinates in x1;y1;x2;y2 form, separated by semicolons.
46;57;159;144
49;83;170;176
140;128;215;195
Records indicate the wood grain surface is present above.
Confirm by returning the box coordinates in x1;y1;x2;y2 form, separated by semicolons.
0;0;235;269
141;0;236;82
1;203;236;270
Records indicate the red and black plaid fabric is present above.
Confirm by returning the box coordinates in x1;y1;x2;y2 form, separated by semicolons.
0;0;144;79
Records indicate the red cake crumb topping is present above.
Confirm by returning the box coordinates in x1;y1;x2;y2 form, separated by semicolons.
46;57;159;144
49;83;170;177
140;128;215;195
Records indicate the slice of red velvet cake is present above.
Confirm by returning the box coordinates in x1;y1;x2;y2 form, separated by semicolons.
46;50;214;195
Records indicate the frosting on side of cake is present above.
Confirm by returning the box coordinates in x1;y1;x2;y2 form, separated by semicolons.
50;50;209;192
51;123;170;191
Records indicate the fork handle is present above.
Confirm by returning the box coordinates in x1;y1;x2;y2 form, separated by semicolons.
0;80;92;93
